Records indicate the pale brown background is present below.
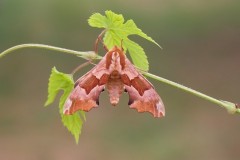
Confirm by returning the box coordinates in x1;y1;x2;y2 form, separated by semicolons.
0;0;240;159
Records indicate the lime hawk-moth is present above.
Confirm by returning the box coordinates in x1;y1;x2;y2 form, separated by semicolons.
64;46;165;117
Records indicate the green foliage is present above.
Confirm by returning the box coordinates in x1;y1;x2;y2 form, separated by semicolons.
88;10;161;71
45;67;85;143
45;11;161;143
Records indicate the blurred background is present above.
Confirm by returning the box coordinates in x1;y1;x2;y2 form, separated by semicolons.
0;0;240;159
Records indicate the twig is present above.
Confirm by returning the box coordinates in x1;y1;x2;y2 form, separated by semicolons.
0;44;101;60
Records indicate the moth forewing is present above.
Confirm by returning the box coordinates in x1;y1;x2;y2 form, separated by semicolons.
64;46;165;117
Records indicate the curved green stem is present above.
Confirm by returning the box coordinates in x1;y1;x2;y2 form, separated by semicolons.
0;44;101;60
143;72;240;114
1;43;238;115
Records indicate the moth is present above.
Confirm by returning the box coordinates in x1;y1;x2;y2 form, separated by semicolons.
64;46;165;117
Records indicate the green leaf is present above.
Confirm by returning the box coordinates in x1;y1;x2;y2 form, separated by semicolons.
124;39;149;71
88;13;107;28
45;67;85;143
122;20;161;48
45;67;73;106
88;10;161;71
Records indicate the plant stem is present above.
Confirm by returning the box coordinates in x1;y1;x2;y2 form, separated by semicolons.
0;44;101;60
1;43;238;114
143;72;240;114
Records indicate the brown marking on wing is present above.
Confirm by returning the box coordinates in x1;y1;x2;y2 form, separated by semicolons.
67;99;98;113
80;75;99;94
131;77;151;96
121;74;131;86
99;73;109;85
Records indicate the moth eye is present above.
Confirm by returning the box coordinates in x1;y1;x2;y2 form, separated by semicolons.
101;88;105;92
124;89;127;92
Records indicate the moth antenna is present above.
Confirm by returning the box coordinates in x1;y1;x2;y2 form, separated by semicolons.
94;29;108;54
89;61;97;66
102;43;109;52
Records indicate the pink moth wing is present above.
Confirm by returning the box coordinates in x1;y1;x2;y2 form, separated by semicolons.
64;46;165;117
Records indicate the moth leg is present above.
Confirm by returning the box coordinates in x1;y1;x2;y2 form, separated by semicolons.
71;61;91;75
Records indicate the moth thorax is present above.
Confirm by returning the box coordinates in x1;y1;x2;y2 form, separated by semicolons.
111;52;120;63
109;52;122;70
110;70;120;79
